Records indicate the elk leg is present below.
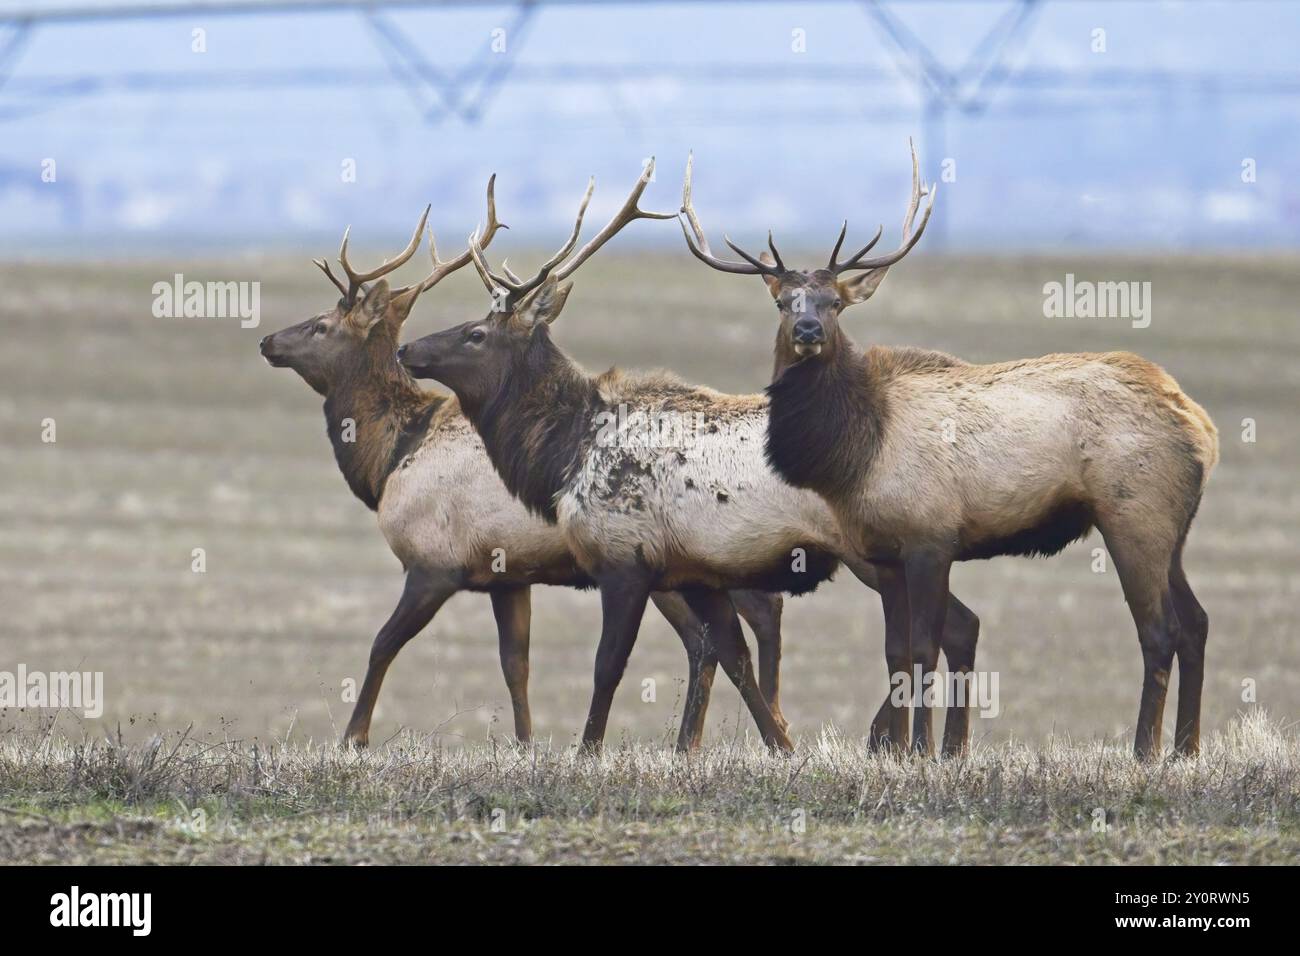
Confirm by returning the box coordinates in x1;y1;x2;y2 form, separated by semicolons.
490;585;532;743
861;562;911;754
1099;519;1181;761
939;596;981;757
902;550;952;758
1169;547;1209;756
729;590;790;735
850;559;980;756
1133;596;1179;761
343;568;459;748
581;571;653;752
683;589;794;752
649;591;718;752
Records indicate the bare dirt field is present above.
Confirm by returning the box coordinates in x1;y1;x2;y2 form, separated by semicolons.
1;253;1297;863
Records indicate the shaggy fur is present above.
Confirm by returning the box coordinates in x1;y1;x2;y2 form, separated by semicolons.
321;317;447;512
450;322;847;594
474;328;601;523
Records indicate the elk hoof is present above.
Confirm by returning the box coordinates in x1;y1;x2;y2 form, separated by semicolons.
767;731;795;754
772;712;791;737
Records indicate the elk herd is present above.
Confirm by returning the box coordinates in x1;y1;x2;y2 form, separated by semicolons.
259;144;1217;761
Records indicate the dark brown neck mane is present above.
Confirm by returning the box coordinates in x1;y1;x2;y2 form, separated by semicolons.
764;328;885;503
323;324;446;511
461;324;600;523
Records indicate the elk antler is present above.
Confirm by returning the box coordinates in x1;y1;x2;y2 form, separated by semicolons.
826;221;883;272
413;174;508;295
677;151;785;278
554;158;676;280
312;257;350;300
467;159;673;309
467;177;595;306
831;138;936;275
331;205;430;304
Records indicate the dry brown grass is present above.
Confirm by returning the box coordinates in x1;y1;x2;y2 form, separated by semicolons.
1;711;1295;864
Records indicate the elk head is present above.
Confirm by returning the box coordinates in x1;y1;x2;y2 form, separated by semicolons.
397;160;674;413
259;177;506;395
678;141;936;377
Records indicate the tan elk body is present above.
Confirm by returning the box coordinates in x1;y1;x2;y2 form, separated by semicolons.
793;349;1218;565
379;402;590;585
559;379;847;590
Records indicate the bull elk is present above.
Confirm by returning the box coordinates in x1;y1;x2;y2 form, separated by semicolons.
258;177;787;751
397;163;983;755
679;142;1219;759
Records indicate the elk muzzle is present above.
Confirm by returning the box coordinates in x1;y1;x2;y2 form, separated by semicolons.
791;317;825;357
396;337;445;380
259;332;291;367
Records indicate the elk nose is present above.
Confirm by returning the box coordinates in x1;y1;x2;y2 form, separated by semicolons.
792;318;824;344
258;335;270;353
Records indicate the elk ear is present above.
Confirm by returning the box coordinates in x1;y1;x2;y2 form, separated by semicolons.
515;276;573;327
353;279;392;332
758;252;782;298
838;268;888;307
387;285;423;330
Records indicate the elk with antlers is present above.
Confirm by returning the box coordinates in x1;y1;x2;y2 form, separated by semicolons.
679;143;1219;759
259;177;788;751
397;162;984;754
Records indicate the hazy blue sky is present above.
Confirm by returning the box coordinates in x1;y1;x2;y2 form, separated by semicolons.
1;0;1298;252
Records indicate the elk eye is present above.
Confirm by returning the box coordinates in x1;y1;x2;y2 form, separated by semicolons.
313;323;326;335
832;298;843;309
468;328;486;344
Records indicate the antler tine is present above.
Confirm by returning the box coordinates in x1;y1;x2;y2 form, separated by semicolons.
676;152;770;276
826;221;848;270
904;136;923;231
679;152;711;253
841;186;935;272
829;224;884;273
469;176;595;307
414;175;509;294
509;176;594;294
467;226;509;298
335;204;431;302
766;231;786;272
554;158;676;281
723;234;782;276
834;138;937;274
313;257;349;299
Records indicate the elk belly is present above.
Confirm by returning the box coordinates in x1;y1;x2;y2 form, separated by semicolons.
654;544;841;594
957;497;1096;561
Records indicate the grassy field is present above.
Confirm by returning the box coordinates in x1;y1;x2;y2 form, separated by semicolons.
1;252;1298;863
2;713;1295;864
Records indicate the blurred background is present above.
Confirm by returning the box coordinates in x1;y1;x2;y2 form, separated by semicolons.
1;0;1298;253
1;1;1297;750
